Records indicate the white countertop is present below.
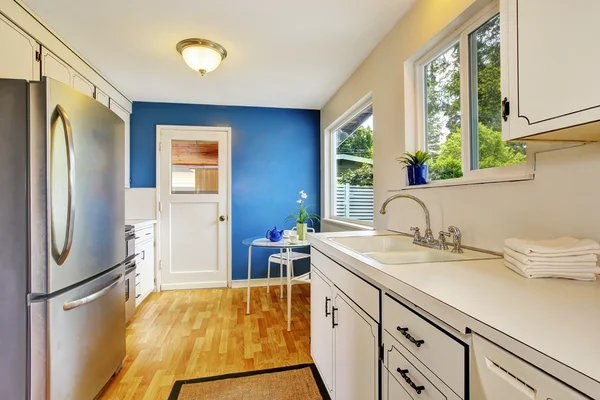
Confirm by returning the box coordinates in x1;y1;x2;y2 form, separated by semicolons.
308;230;600;394
125;219;156;229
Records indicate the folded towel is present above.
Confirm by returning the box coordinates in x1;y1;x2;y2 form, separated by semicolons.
504;237;600;256
504;261;598;281
503;248;598;267
504;253;600;273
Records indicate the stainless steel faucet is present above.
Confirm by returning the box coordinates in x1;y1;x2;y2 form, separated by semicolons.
379;194;463;252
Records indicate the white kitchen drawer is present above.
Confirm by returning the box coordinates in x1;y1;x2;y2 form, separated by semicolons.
135;226;153;243
382;368;413;400
311;248;379;321
383;294;466;398
472;334;588;400
387;343;445;400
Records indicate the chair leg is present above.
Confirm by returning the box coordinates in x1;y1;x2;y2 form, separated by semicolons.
267;259;271;293
279;249;284;299
287;249;292;331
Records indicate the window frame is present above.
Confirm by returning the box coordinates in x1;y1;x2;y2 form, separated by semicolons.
323;94;374;228
413;1;533;186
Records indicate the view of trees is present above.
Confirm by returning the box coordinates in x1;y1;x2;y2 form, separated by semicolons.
337;125;374;186
426;14;526;180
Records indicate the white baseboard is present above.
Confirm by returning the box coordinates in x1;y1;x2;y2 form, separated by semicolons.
160;281;228;291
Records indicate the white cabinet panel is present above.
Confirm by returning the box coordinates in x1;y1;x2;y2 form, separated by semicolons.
472;334;587;400
501;0;600;141
95;87;110;107
72;72;94;98
333;292;378;400
310;268;334;395
41;48;71;86
109;100;131;188
382;370;413;400
0;14;39;81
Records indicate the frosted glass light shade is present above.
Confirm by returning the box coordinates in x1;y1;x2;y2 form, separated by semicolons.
176;39;227;75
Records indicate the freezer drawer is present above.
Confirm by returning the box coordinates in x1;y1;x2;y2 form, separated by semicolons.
30;266;126;400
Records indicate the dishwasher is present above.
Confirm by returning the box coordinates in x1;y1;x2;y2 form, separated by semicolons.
471;334;589;399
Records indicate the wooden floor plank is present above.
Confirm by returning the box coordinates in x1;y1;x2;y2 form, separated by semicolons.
98;285;312;399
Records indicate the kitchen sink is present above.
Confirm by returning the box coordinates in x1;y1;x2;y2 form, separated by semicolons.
328;235;500;264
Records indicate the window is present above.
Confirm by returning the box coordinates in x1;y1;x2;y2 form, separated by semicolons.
331;103;374;224
417;4;527;182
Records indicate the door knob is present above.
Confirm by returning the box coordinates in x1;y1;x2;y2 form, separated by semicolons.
219;215;226;222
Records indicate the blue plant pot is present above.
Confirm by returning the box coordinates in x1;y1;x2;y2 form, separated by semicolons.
406;165;428;186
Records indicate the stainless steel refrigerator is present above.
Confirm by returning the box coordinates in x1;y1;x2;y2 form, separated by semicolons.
0;78;126;399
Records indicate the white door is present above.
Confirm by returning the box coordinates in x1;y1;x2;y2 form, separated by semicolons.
310;268;334;395
159;127;229;290
333;293;379;400
0;14;40;81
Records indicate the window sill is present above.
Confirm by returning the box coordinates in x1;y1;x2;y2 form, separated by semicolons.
322;218;374;231
394;172;534;191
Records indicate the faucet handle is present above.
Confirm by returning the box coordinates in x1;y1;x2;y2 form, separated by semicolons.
447;226;464;254
438;231;450;250
410;227;421;242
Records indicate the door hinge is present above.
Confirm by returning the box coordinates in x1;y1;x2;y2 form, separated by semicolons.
35;50;41;62
502;97;510;121
379;344;384;361
159;260;163;270
158;202;162;212
159;142;162;151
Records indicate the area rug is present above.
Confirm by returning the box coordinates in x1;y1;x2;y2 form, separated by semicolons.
168;363;329;400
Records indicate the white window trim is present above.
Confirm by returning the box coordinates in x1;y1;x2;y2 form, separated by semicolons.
323;92;374;228
410;1;534;188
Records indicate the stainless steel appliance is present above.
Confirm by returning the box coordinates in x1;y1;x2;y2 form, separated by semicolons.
124;226;137;324
0;78;126;399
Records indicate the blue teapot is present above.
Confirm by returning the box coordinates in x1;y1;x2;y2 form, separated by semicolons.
266;226;284;242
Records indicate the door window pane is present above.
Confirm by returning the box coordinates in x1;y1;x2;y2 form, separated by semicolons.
333;104;374;223
171;140;218;194
469;14;526;170
425;43;462;180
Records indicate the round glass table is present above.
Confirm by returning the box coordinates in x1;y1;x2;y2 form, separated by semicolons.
242;237;310;330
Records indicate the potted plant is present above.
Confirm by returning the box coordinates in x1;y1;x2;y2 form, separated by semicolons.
396;150;431;186
285;190;320;240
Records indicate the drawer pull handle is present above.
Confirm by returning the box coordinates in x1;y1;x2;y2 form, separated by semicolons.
397;368;425;395
325;297;331;317
397;327;425;348
332;306;338;328
135;294;141;299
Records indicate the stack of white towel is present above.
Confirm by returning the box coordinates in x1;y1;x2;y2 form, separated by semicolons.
503;237;600;281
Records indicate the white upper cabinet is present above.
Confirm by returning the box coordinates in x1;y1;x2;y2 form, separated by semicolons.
41;48;71;86
0;14;40;81
72;72;94;98
109;99;131;188
94;87;110;107
501;0;600;141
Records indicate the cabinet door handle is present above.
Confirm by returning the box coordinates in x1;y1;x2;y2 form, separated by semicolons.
397;326;425;348
331;306;338;328
325;297;331;317
502;97;510;121
135;294;141;299
396;368;425;394
141;250;145;260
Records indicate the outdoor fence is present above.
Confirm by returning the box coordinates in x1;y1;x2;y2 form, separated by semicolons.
335;184;374;222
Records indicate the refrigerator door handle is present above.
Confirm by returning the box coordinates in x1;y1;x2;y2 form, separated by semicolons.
63;274;123;311
52;104;76;266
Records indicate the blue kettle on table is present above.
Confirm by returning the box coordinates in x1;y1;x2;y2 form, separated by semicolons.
266;226;284;242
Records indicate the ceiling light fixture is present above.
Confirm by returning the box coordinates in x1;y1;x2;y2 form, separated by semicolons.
176;38;227;76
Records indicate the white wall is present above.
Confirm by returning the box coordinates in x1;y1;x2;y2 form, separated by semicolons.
125;188;156;220
320;0;600;249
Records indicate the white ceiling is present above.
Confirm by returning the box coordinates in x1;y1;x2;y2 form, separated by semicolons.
23;0;416;109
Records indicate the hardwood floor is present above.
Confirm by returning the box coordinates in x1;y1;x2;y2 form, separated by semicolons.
99;285;313;399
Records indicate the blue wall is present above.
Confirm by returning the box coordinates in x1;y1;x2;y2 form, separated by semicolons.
131;102;320;280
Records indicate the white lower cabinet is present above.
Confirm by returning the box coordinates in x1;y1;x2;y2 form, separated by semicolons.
333;292;378;400
134;226;155;307
472;334;588;400
310;250;380;400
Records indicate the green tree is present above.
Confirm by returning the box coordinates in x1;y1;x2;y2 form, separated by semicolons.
430;124;526;180
337;126;373;159
338;163;373;186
